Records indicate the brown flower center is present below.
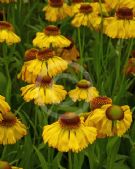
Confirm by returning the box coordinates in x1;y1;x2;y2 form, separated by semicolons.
106;105;124;121
36;76;52;87
116;8;133;20
77;79;91;89
80;4;93;13
36;49;55;61
0;113;17;127
59;112;80;128
49;0;63;7
24;48;39;61
44;25;60;36
91;96;112;110
0;21;13;31
0;161;12;169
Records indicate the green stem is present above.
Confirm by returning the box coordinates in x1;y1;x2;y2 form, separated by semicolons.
112;39;123;98
2;43;11;103
68;152;72;169
1;145;7;159
77;27;85;79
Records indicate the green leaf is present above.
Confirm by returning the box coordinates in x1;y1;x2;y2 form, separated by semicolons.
33;145;48;169
106;137;121;169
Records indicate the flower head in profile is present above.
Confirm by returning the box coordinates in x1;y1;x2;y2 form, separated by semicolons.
85;104;132;137
56;38;79;62
33;25;71;48
43;0;71;22
0;95;10;114
69;79;99;102
0;112;27;144
104;1;135;39
0;21;20;45
0;161;22;169
18;48;68;83
42;112;97;152
21;76;67;105
71;3;102;29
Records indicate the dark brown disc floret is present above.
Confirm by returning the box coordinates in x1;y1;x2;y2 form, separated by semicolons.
0;113;17;127
49;0;63;7
116;7;133;20
59;112;81;128
80;4;93;14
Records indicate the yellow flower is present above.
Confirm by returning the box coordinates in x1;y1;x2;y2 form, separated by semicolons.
103;0;135;39
0;21;20;45
18;49;68;83
71;3;102;28
0;112;27;145
43;0;71;22
56;38;79;62
33;25;71;48
0;95;10;114
85;104;132;137
21;76;67;105
42;112;97;152
0;161;22;169
69;79;99;102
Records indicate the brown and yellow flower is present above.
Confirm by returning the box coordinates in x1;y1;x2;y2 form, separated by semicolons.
33;25;71;48
43;0;71;22
85;104;132;137
69;79;99;102
42;112;97;152
0;112;27;144
0;21;20;44
104;1;135;38
71;3;102;29
21;76;67;105
18;48;68;83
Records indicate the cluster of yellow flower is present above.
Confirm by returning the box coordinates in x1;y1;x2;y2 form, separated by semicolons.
43;0;135;39
0;0;133;156
42;96;132;152
17;24;99;105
